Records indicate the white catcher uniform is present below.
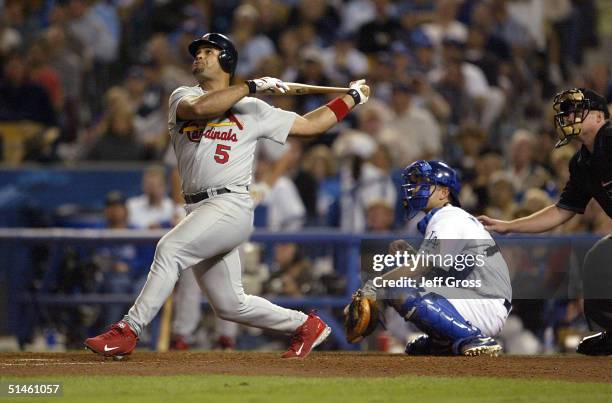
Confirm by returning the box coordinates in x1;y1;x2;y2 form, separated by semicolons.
417;205;512;337
123;85;308;335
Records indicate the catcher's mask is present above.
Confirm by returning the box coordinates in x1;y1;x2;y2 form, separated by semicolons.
401;160;461;219
553;88;609;148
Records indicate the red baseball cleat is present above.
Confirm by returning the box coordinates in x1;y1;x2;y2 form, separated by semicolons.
281;312;331;359
84;321;138;358
169;334;190;351
216;335;235;350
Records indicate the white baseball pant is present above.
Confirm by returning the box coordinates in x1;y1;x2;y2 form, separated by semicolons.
124;192;307;335
172;268;202;338
450;298;509;337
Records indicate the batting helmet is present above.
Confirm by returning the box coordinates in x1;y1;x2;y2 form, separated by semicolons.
188;33;238;77
401;160;461;219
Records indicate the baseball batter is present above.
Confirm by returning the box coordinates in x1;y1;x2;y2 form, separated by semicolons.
85;33;370;359
346;160;512;356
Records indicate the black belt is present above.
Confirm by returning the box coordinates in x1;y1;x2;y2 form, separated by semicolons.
504;299;512;313
183;187;232;204
485;244;500;257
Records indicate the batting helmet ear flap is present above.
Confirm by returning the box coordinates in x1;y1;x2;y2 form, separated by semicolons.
217;49;236;78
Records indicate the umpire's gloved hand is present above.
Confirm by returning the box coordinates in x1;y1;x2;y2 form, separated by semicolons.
246;77;289;94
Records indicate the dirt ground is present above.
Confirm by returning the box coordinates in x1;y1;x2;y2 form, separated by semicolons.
1;351;610;382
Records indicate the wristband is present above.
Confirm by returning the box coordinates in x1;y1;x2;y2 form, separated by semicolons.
326;98;350;122
245;80;256;94
347;88;361;105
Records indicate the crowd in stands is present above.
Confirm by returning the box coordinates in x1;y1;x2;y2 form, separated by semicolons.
2;0;610;233
2;0;612;351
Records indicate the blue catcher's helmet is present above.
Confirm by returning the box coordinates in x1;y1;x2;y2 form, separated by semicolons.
401;160;461;219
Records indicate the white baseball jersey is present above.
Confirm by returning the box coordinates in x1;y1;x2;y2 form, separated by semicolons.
168;85;299;194
415;205;512;336
124;85;309;337
419;205;512;301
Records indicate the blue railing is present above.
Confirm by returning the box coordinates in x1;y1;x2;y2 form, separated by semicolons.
0;228;364;350
0;228;603;350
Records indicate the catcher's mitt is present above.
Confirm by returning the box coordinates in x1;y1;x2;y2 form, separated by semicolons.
344;290;381;344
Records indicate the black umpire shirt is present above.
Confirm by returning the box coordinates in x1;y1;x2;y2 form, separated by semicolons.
557;121;612;217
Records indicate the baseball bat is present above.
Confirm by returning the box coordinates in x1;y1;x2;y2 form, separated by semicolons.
282;83;350;95
156;295;173;352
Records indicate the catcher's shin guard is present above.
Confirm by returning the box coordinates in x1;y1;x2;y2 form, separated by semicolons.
397;292;490;355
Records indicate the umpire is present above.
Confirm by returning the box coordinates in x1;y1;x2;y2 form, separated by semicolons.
479;88;612;355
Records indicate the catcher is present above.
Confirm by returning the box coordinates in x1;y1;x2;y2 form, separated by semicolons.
345;160;512;356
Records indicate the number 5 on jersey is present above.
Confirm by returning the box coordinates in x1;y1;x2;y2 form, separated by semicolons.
214;144;231;164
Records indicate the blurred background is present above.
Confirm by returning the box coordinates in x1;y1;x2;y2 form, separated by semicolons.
0;0;611;355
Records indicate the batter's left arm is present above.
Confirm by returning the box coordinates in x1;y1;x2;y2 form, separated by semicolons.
289;80;370;137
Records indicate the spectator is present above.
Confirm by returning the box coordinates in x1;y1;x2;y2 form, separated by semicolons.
490;0;535;50
86;108;145;161
27;41;63;112
301;144;340;225
0;52;56;126
44;24;84;143
485;171;517;220
464;25;506;89
462;150;504;214
514;188;553;220
421;0;468;48
144;33;194;94
287;0;340;47
430;38;506;132
249;0;290;44
453;122;487;183
431;58;475;128
548;144;575;197
586;63;612;104
281;139;319;226
277;27;302;83
231;4;276;79
408;30;437;75
93;191;147;324
81;86;130;150
505;129;551;197
379;83;442;168
407;73;452;123
335;131;397;232
293;49;332;113
127;165;176;229
65;0;120;115
365;52;395;103
365;199;395;232
532;125;558;171
0;20;21;58
356;0;401;54
265;243;314;298
321;32;368;86
339;0;376;35
124;65;168;158
254;153;306;231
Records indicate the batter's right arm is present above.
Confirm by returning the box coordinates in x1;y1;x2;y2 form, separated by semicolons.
478;204;576;234
178;77;290;120
290;79;370;137
177;84;250;121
